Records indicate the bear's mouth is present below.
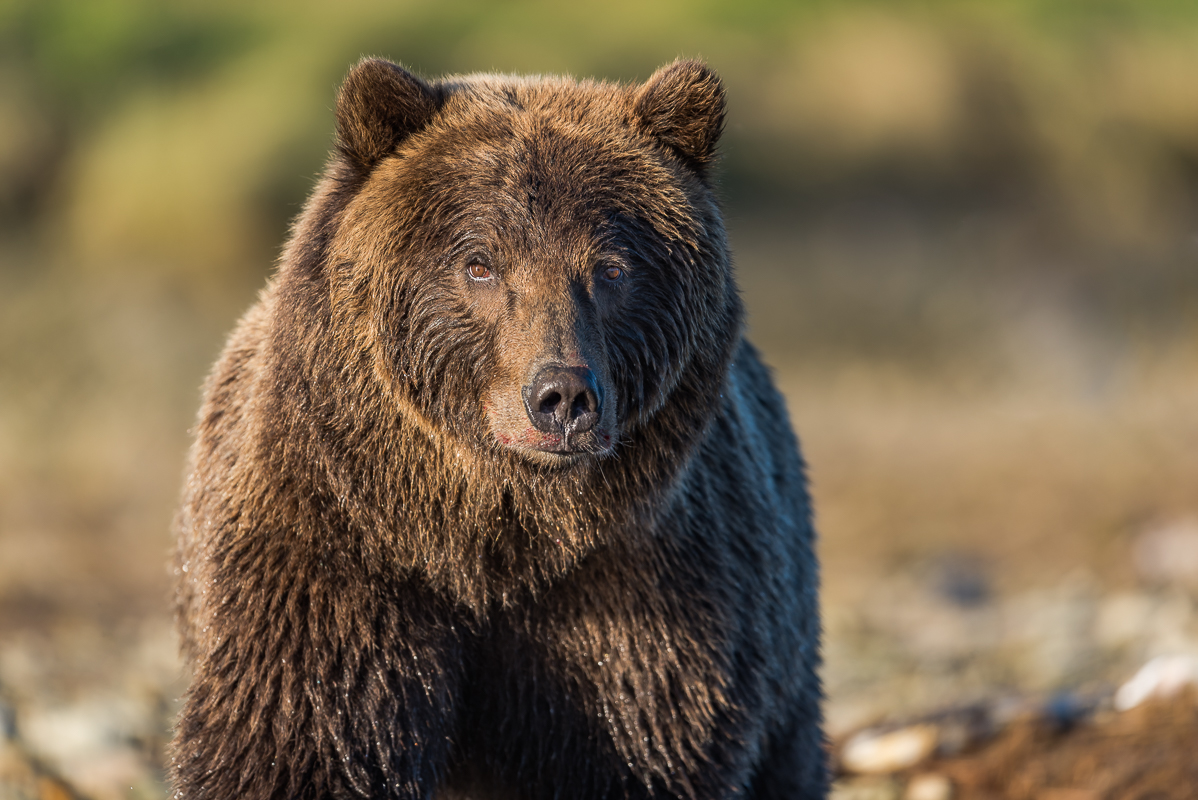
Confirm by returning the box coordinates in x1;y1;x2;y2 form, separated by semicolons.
494;427;615;459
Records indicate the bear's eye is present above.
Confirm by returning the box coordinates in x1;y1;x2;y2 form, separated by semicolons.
467;262;493;281
602;266;623;282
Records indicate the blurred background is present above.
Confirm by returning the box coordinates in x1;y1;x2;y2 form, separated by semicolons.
1;1;1197;797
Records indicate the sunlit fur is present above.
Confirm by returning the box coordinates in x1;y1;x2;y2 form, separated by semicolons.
171;58;826;799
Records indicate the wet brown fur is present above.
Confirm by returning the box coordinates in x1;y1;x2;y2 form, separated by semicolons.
171;58;826;799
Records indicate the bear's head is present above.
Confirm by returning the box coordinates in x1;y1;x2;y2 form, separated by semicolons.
259;59;747;601
316;58;741;471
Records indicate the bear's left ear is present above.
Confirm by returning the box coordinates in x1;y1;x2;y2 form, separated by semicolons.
633;60;726;173
336;58;441;170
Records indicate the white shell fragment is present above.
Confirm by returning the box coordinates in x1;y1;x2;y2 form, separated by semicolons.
841;723;938;774
1114;654;1198;711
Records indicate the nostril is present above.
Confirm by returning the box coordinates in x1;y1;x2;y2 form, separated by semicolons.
539;391;562;415
571;392;593;416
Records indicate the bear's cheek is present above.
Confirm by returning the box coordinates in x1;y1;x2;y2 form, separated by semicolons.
483;385;549;448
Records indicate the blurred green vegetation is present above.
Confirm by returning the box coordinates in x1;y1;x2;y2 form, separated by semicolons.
3;0;1198;275
2;0;1198;629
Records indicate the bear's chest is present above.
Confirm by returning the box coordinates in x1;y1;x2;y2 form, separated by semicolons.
441;564;741;799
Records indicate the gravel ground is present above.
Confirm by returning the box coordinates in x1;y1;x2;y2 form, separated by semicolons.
822;523;1198;800
1;555;1195;799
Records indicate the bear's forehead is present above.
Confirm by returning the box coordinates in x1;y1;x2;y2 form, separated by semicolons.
373;78;694;238
424;82;648;183
441;73;633;126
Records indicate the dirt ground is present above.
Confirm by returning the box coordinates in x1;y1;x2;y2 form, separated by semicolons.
832;693;1198;800
936;699;1198;800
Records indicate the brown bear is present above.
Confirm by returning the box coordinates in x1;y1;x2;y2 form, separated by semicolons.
170;58;825;799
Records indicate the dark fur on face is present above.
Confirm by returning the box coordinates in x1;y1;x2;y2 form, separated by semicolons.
171;58;826;799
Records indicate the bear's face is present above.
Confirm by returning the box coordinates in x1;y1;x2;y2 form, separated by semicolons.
327;62;733;468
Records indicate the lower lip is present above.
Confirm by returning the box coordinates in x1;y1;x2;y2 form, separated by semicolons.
512;429;612;454
522;431;563;448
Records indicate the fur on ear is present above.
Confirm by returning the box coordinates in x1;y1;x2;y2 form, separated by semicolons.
633;60;726;172
335;58;441;169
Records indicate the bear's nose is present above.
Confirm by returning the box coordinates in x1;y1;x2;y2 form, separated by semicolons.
523;365;602;437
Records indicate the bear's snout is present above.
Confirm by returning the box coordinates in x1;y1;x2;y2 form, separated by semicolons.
523;364;602;440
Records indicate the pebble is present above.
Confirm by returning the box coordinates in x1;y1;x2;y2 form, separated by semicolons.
904;773;953;800
841;724;938;774
1134;519;1198;586
1113;654;1198;711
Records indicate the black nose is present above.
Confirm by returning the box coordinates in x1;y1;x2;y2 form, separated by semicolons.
523;365;602;436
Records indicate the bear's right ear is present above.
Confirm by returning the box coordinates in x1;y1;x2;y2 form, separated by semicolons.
335;58;441;169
